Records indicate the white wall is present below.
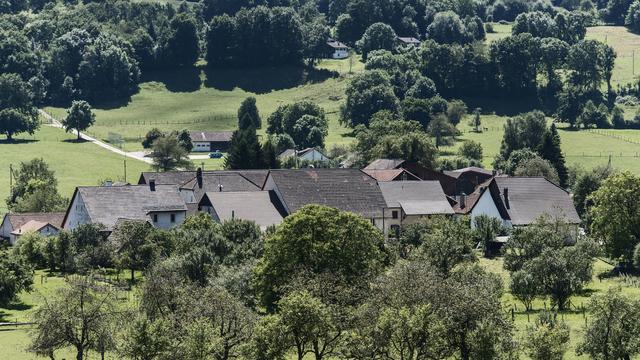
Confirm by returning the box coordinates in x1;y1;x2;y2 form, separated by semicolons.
150;211;186;229
180;189;196;203
64;192;91;230
0;215;11;242
193;142;211;152
470;191;510;228
332;49;348;59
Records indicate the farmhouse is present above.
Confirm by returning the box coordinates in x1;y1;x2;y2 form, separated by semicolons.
452;176;580;229
0;212;65;245
190;131;234;152
326;39;349;59
278;148;331;164
62;182;187;231
378;181;454;238
199;191;285;230
178;168;267;204
264;168;388;227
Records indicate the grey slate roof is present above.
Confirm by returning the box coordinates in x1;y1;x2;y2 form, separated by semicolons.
73;185;187;230
268;169;387;218
493;177;580;225
364;159;406;170
180;171;264;203
190;131;234;142
444;166;493;179
3;212;65;230
138;171;197;185
202;191;284;229
378;181;454;215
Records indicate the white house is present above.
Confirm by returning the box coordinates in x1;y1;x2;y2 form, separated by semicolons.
278;148;331;164
453;176;581;230
1;212;65;245
62;182;188;231
397;37;421;48
326;40;349;59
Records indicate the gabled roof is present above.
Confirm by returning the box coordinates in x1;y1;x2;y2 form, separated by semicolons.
190;131;234;142
65;185;187;230
494;177;580;225
327;40;349;49
11;220;59;236
267;169;387;218
397;37;421;44
362;169;420;182
279;148;329;159
444;166;493;179
179;170;266;203
378;181;454;215
364;159;406;170
201;191;284;229
138;171;197;185
2;212;65;231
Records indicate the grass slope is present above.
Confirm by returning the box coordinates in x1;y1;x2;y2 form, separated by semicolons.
586;26;640;87
0;125;150;214
45;60;362;152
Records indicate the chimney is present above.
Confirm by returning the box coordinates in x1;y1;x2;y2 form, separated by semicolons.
196;167;203;189
149;179;156;192
503;187;509;209
458;193;466;209
218;184;223;192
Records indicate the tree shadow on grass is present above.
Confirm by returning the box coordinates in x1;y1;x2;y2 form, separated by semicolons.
203;66;338;94
458;94;543;117
0;302;33;322
141;66;202;93
62;138;90;144
0;139;38;145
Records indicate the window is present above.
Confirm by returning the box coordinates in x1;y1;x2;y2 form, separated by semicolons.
392;210;399;219
153;214;158;223
170;214;176;223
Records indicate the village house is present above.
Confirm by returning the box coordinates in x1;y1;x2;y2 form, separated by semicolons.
178;168;267;204
199;191;285;230
362;168;420;182
278;148;331;164
378;181;454;238
443;166;495;196
365;159;459;195
62;182;187;231
263;168;388;228
452;176;580;231
326;39;349;59
190;131;234;152
397;36;421;48
0;212;65;245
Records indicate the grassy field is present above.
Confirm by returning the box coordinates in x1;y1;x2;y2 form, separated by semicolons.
485;22;513;42
45;59;362;153
0;125;151;214
586;26;640;87
444;112;640;173
1;257;638;359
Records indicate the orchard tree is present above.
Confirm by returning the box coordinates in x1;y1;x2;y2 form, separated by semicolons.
151;136;192;171
62;100;95;140
589;171;640;261
524;312;570;360
577;288;640;360
419;216;477;275
458;140;483;161
110;220;157;281
0;73;39;140
513;157;560;184
0;253;33;306
255;205;384;309
6;158;66;212
142;128;164;149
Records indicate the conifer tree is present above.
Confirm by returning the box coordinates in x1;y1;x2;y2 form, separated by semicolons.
225;127;264;169
237;96;261;129
540;123;568;187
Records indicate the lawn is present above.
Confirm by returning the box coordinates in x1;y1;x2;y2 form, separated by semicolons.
485;22;513;42
45;59;361;152
0;125;151;214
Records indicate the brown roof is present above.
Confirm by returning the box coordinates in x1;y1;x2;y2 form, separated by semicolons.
362;169;420;182
3;212;65;230
11;220;59;235
190;131;233;142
